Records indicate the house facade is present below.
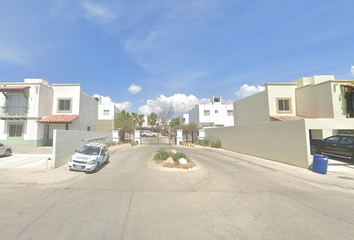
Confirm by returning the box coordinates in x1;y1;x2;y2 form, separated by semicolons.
205;75;354;168
95;96;120;132
179;113;189;125
188;96;234;128
0;79;98;146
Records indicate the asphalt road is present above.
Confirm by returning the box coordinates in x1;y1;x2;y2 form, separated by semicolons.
1;144;354;239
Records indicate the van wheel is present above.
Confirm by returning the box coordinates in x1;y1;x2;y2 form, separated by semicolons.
310;145;319;155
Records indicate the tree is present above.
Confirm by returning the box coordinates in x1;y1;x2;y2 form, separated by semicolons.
114;110;135;132
138;114;145;131
170;116;180;128
131;112;139;129
158;104;174;156
148;112;157;132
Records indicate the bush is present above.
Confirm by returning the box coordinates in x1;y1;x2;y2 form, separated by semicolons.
199;139;209;146
211;140;221;148
155;147;169;160
172;152;188;162
131;141;139;146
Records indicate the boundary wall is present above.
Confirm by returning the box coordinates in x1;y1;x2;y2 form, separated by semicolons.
205;120;310;168
52;130;112;168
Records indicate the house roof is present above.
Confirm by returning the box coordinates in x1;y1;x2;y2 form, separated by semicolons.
0;86;30;91
37;114;79;123
341;83;354;88
270;115;304;121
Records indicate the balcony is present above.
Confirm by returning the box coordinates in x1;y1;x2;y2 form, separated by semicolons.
0;106;28;119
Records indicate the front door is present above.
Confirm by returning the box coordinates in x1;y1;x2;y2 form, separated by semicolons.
43;124;49;146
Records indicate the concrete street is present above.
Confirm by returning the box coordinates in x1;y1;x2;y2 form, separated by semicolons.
1;144;354;239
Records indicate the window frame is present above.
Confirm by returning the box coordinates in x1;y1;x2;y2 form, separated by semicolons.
227;110;234;116
7;122;25;139
204;110;210;116
276;97;292;114
57;98;72;113
103;109;110;116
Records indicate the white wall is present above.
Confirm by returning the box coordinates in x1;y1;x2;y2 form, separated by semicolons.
205;120;310;168
98;105;119;120
266;83;297;117
79;91;98;131
233;90;270;126
52;130;113;168
51;84;81;114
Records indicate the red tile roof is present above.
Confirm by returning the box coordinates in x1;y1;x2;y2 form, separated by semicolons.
37;114;79;123
341;83;354;88
270;115;304;121
0;86;30;90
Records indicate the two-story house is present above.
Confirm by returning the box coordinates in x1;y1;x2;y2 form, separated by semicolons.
205;75;354;168
94;95;120;132
188;96;234;128
0;78;98;146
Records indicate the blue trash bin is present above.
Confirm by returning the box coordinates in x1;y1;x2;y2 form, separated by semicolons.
313;154;329;174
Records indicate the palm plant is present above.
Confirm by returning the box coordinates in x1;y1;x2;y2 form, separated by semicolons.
148;112;157;132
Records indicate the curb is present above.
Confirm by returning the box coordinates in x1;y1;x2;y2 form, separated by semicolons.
151;158;202;172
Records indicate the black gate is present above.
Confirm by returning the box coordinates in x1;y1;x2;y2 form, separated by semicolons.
120;131;134;144
184;131;198;144
140;130;176;145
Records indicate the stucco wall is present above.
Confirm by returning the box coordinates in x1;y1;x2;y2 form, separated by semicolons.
266;83;297;116
37;84;53;117
79;91;98;131
51;84;81;114
205;120;310;168
98;105;119;120
52;130;113;168
233;91;270;126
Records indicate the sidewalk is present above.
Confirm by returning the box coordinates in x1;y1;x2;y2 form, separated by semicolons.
0;144;132;189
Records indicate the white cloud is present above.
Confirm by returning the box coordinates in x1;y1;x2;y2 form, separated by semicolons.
138;93;209;116
93;94;133;111
128;83;142;95
351;65;354;77
81;2;116;24
235;84;265;99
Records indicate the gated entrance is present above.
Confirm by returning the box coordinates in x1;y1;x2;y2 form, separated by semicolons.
140;131;176;145
184;131;198;144
120;131;134;144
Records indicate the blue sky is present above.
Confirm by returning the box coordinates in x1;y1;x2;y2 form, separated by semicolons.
0;0;353;116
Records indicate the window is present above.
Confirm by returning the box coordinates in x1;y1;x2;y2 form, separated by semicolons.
87;126;91;131
325;136;340;143
103;110;110;115
215;110;218;114
9;124;23;137
276;98;292;113
58;98;72;112
227;110;233;116
204;110;210;116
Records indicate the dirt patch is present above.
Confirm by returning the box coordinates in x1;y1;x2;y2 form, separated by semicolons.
154;159;196;169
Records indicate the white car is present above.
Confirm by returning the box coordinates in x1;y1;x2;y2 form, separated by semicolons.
0;143;12;157
68;143;110;172
142;130;157;137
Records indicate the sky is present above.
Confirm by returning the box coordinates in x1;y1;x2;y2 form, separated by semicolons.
0;0;353;116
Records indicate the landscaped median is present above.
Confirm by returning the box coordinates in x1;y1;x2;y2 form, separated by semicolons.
151;147;201;172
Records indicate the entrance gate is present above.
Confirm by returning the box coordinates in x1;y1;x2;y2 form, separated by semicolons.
120;131;134;144
140;131;176;145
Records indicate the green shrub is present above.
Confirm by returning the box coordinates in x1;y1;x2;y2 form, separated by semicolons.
155;147;169;160
199;139;209;146
172;152;188;162
131;141;139;146
211;140;221;148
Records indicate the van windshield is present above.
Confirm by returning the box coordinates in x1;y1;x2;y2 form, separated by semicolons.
78;145;100;155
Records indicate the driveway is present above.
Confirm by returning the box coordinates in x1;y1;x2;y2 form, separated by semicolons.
1;145;354;239
0;154;52;169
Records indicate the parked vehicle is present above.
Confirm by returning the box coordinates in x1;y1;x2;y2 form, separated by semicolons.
0;143;12;157
310;134;354;159
68;143;110;172
141;130;157;137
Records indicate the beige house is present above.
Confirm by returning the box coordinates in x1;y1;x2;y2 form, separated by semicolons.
206;75;354;168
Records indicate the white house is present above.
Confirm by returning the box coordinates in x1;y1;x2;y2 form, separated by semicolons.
94;95;120;132
188;96;234;128
205;75;354;168
179;113;189;125
0;78;98;146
